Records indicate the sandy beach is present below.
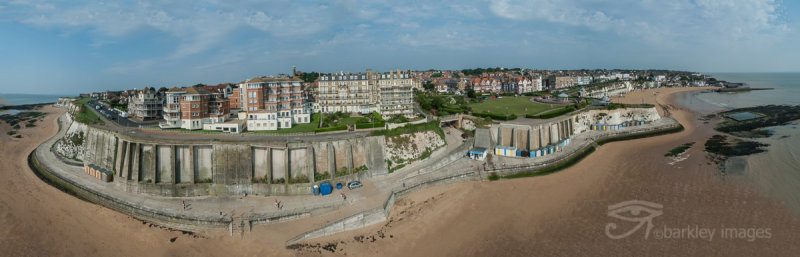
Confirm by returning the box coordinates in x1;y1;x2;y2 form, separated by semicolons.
294;87;800;256
1;88;799;256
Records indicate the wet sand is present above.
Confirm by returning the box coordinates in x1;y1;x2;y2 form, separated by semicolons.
2;88;799;256
295;87;800;256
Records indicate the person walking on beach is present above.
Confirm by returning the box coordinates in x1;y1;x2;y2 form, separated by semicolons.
182;200;185;210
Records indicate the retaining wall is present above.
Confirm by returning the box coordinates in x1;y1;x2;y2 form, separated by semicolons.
53;108;388;197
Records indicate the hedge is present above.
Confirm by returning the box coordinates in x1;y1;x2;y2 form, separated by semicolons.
525;106;575;119
355;121;385;129
471;112;517;121
314;125;347;133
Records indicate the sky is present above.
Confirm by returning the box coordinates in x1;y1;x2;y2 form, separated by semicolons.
0;0;798;94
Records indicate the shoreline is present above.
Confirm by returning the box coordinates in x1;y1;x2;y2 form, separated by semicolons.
293;86;800;256
3;87;799;256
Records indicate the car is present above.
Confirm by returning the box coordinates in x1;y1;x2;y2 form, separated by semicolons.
347;181;363;190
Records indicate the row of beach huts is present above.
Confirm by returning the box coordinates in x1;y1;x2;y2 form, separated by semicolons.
495;138;572;158
83;164;113;182
590;121;645;131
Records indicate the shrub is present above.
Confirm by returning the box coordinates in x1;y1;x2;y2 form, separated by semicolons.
315;125;347;133
420;148;433;160
336;167;350;177
354;165;368;173
372;120;444;140
471;112;517;121
487;172;499;181
525;106;575;119
389;164;406;173
289;174;310;184
388;115;409;123
315;171;331;181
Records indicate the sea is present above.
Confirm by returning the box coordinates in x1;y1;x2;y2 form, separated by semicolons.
0;93;65;116
676;72;800;216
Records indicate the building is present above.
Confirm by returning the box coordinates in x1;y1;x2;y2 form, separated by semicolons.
377;69;414;117
159;86;232;131
547;76;578;89
532;76;544;92
128;87;163;120
236;76;311;131
316;69;414;117
577;76;593;86
470;77;501;93
316;71;378;114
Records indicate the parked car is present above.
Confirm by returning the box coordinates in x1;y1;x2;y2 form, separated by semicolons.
347;181;363;190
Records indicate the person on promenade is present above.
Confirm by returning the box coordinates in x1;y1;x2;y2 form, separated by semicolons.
182;200;185;210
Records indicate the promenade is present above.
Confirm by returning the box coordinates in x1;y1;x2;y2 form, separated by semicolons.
32;104;682;242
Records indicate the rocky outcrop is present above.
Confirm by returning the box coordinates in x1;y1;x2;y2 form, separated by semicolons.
572;107;661;134
52;114;88;161
461;119;476;131
384;131;445;165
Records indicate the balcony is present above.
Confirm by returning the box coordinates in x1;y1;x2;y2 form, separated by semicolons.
159;121;180;129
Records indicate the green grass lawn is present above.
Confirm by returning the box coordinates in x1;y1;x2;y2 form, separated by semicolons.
468;96;561;116
74;97;105;125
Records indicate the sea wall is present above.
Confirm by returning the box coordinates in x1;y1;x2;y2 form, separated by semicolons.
491;117;574;150
572;107;660;134
53;108;388;197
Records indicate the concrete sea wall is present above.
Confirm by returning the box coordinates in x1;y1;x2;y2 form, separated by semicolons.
52;105;388;197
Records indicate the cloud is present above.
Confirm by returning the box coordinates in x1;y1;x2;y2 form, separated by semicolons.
488;0;622;31
1;0;797;85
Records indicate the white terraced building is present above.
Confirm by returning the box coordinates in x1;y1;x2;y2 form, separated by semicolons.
315;69;415;118
234;76;312;131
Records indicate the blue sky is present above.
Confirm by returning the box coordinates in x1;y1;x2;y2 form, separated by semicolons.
0;0;798;94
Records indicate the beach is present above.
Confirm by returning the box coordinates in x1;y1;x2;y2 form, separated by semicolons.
1;88;799;256
294;87;800;256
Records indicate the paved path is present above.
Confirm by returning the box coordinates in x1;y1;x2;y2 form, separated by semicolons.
38;105;681;235
37;113;390;228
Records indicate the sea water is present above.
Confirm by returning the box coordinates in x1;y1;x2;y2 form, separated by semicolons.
0;93;64;107
679;73;800;216
0;93;65;115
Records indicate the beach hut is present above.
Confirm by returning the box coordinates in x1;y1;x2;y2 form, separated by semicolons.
469;147;488;160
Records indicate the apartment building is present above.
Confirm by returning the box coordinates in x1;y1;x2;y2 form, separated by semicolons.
127;87;163;120
547;75;578;89
377;69;414;117
159;86;232;131
235;76;311;131
315;69;414;117
316;71;378;114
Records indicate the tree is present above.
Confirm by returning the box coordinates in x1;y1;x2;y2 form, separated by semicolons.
423;82;436;92
467;89;476;98
431;96;445;110
158;87;168;92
